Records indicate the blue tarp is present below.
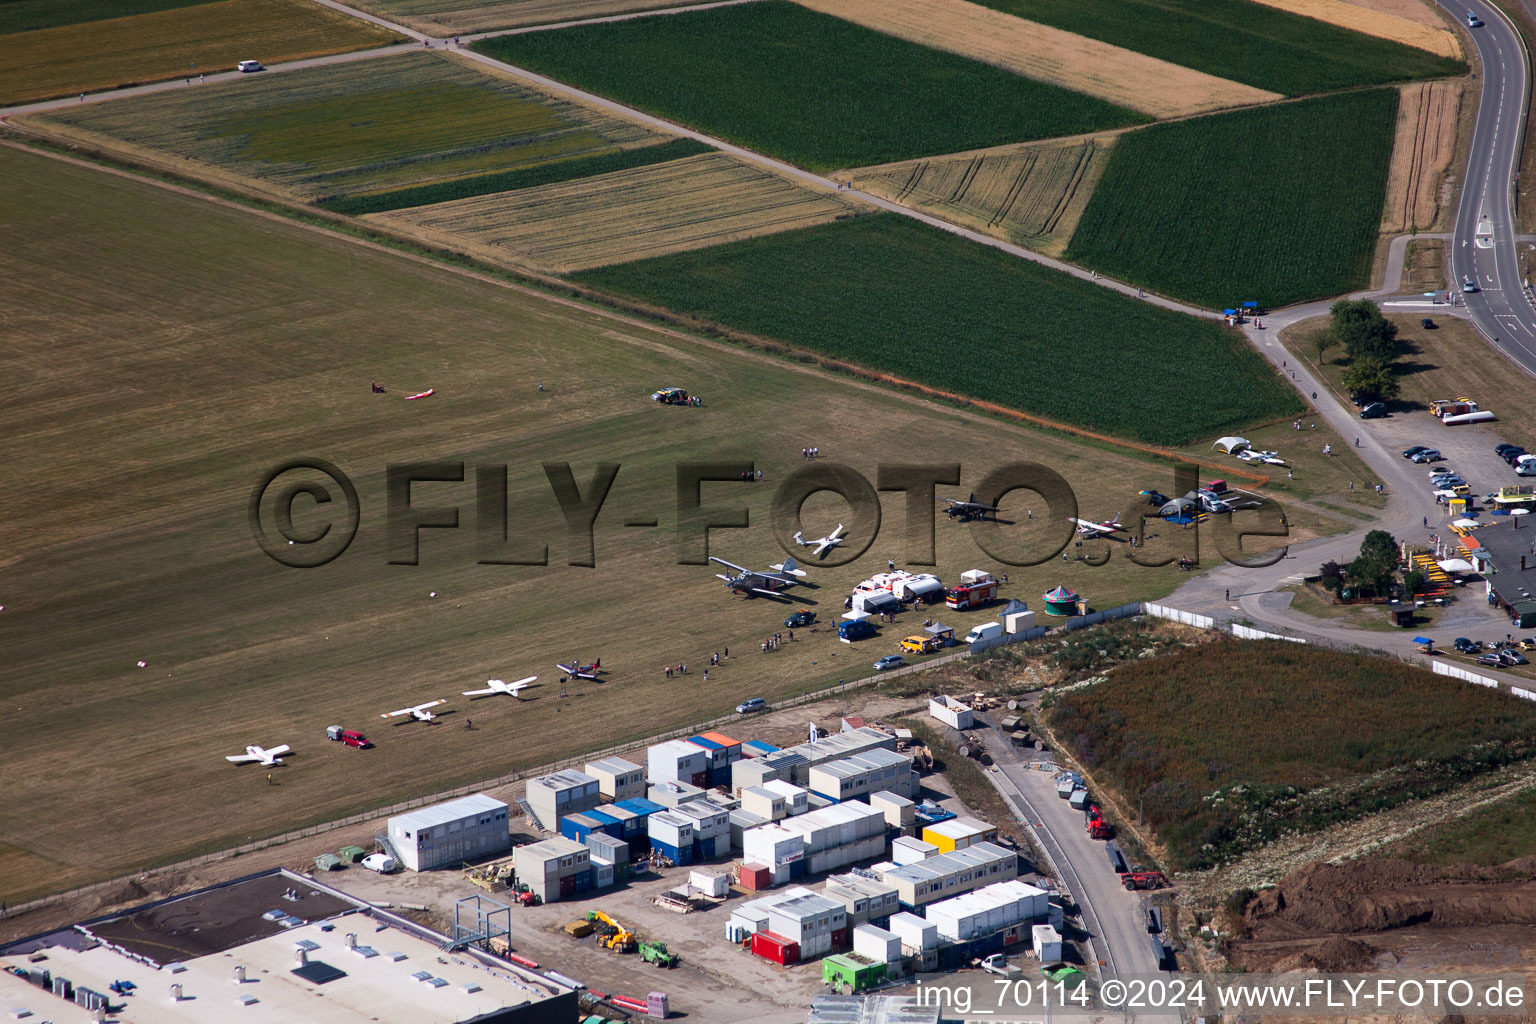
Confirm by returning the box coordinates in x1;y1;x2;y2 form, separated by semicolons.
1414;637;1434;645
1222;308;1237;315
1242;301;1258;308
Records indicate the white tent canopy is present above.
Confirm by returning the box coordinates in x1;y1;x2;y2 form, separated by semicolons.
1437;558;1475;573
1452;518;1479;528
1213;436;1251;453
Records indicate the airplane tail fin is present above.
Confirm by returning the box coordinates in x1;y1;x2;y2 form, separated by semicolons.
793;531;804;545
781;556;803;576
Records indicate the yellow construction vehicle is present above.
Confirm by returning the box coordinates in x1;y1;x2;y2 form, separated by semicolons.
586;910;636;952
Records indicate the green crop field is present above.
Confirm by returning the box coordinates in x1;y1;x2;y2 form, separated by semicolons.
0;0;400;106
968;0;1463;95
0;0;211;34
28;52;660;201
1065;90;1399;310
321;137;711;214
575;214;1300;445
472;1;1148;172
0;142;1239;904
1047;640;1536;869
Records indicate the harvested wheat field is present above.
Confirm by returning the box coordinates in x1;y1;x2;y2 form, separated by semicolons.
0;0;400;106
21;52;662;203
1249;0;1459;57
791;0;1278;119
849;134;1117;256
1381;80;1462;233
376;152;867;273
348;0;699;34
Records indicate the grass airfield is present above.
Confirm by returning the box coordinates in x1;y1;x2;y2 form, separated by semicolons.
0;143;1336;903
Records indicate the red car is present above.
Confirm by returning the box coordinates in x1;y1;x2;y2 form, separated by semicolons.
326;725;372;748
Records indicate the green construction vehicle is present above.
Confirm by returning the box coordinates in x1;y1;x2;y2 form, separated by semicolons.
639;939;678;968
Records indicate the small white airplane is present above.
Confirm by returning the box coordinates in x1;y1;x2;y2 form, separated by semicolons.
1070;516;1126;537
381;699;446;723
793;524;846;559
463;675;536;699
225;744;291;766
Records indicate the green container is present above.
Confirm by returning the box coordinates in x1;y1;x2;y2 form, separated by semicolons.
338;845;366;863
822;953;886;993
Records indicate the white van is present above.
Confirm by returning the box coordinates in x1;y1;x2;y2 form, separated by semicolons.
964;622;1003;645
361;852;397;873
237;60;265;72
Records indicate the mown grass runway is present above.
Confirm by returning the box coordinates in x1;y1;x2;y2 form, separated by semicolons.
473;0;1149;171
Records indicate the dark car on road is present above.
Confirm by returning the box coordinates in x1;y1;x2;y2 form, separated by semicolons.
1478;653;1505;667
1454;637;1479;653
1360;402;1387;419
873;654;907;672
1403;445;1429;459
784;609;816;628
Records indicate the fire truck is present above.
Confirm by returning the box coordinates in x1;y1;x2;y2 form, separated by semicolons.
946;570;999;610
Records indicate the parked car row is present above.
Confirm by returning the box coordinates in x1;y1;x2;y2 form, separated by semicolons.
1402;445;1442;464
1453;637;1530;665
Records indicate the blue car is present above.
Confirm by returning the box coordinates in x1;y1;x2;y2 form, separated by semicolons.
873;654;906;672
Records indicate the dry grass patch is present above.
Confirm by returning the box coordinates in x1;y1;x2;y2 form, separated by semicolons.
1248;0;1459;56
0;0;400;106
849;134;1117;257
377;151;867;273
1381;81;1463;233
21;52;660;203
791;0;1279;119
348;0;701;34
1402;237;1449;291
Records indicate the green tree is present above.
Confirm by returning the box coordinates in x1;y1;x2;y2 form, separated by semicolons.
1405;568;1426;594
1307;328;1333;365
1341;356;1400;401
1319;559;1344;592
1347;529;1399;597
1340;316;1400;363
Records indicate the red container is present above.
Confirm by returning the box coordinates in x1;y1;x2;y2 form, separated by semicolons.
830;927;848;950
752;930;799;965
739;863;772;891
690;771;708;789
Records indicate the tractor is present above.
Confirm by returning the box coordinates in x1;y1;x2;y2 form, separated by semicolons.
639;939;679;968
587;910;637;953
1120;869;1168;891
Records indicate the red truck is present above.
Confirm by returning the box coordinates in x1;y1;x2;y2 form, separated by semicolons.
1085;806;1112;841
946;570;999;610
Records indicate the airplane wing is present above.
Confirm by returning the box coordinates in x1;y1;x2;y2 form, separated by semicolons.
267;745;291;757
708;556;748;573
510;675;536;687
382;708;411;719
225;754;259;763
413;699;446;712
749;586;791;599
463;687;496;696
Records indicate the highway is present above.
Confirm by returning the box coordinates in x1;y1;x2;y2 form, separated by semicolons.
1447;0;1536;362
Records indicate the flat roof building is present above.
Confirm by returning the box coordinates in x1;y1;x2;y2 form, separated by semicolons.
0;870;577;1024
878;842;1017;908
387;794;509;872
524;769;600;831
584;756;646;802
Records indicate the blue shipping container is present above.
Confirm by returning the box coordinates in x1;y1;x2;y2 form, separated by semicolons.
651;838;695;866
572;871;591;894
615;797;666;818
559;813;603;843
743;740;779;755
789;859;806;879
695;836;716;860
688;735;724;752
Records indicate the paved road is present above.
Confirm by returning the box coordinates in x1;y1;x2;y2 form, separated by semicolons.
983;726;1165;983
1448;0;1536;368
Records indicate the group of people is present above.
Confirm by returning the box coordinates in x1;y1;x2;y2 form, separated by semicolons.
737;469;763;482
761;633;789;652
1176;556;1197;571
801;447;821;459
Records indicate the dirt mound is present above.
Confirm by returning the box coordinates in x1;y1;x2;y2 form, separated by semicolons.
1246;858;1536;940
1270;935;1378;973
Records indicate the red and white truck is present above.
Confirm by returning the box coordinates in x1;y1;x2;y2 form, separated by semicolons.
946;570;998;610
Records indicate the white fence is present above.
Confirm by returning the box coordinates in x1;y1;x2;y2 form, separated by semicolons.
1064;602;1143;632
1142;602;1215;629
1513;686;1536;701
968;625;1048;654
1432;660;1499;688
1231;623;1307;643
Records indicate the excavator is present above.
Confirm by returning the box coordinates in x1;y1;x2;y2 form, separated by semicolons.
586;910;637;953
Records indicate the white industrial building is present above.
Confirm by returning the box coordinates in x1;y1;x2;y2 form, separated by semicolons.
763;779;808;814
888;911;938;953
890;836;938;865
870;791;915;829
768;727;899;786
1033;923;1063;963
823;873;900;928
648;779;707;808
741;785;789;822
585;756;646;801
878;842;1017;908
729;887;849;960
807;749;916;803
780;803;886;876
924;879;1049;942
514;836;591;904
731;751;806;794
524;769;600;829
648;739;708;787
729;808;768;852
853;923;902;964
385;794;509;872
928;695;975;730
